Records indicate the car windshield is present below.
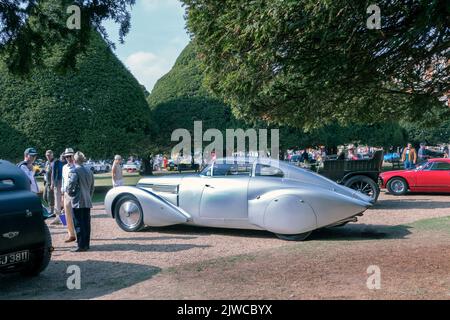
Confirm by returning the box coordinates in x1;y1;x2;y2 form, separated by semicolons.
415;162;432;171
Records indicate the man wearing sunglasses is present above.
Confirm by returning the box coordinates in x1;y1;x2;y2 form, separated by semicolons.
61;148;77;243
18;148;39;194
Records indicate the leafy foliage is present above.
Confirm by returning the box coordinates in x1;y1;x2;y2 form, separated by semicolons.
0;32;154;162
182;0;450;129
0;0;135;74
402;120;450;145
149;43;409;153
148;43;244;153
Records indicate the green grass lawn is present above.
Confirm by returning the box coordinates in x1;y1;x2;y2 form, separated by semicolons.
408;216;450;234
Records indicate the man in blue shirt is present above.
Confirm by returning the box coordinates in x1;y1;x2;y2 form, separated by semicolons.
417;143;428;164
50;153;66;225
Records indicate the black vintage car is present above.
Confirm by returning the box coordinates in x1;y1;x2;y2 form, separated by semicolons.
319;150;384;202
0;160;52;276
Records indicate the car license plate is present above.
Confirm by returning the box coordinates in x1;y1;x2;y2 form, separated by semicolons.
0;251;29;267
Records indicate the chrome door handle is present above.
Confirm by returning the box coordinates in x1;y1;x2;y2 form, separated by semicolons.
205;184;214;188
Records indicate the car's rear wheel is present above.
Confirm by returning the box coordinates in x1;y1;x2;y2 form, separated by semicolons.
21;224;52;277
387;177;408;195
275;231;312;241
345;175;380;202
114;195;145;232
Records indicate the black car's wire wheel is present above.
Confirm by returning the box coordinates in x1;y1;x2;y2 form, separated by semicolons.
345;175;380;202
387;177;408;195
114;195;145;232
275;231;312;241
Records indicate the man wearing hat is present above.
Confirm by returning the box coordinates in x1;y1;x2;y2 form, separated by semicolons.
61;148;77;243
18;148;39;194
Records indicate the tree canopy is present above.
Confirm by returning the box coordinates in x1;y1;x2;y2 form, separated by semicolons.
0;32;154;162
182;0;450;129
148;43;244;154
0;0;135;74
149;42;409;153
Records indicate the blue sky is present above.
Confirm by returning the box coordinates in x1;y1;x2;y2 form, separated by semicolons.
103;0;190;92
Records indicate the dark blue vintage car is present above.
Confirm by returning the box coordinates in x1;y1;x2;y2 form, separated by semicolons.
0;160;52;276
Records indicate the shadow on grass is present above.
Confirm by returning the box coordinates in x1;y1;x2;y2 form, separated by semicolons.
91;213;110;219
372;197;450;211
123;224;413;242
89;243;211;252
93;236;198;241
144;225;276;240
0;260;160;300
312;224;412;241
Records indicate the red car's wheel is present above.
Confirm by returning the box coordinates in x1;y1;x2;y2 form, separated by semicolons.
387;177;408;195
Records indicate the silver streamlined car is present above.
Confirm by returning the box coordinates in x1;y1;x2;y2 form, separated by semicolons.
105;157;373;241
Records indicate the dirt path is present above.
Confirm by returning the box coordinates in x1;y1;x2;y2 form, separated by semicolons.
1;192;449;300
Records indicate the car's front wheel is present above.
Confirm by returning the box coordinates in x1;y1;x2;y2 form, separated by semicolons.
114;195;145;232
275;231;312;241
21;224;52;277
387;177;408;195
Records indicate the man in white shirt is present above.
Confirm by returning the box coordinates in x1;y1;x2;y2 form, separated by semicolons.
62;148;76;243
112;155;124;187
18;148;39;194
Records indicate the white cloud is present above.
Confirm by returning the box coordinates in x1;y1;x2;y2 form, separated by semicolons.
125;46;189;92
125;51;170;91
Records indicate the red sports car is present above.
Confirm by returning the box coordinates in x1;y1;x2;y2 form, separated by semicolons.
379;158;450;195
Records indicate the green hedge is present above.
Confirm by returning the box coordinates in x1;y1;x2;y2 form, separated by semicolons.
0;32;154;162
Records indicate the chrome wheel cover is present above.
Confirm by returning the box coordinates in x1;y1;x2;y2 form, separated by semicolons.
118;200;142;229
391;180;405;193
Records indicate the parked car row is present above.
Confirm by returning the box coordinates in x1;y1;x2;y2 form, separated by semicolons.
123;161;141;173
84;160;112;174
379;158;450;195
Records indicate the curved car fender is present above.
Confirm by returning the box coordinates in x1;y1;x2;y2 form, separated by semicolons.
248;189;318;235
105;186;191;227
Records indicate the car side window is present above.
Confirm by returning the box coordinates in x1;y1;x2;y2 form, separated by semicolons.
430;162;450;171
255;164;284;178
420;162;433;171
200;164;212;176
212;163;252;176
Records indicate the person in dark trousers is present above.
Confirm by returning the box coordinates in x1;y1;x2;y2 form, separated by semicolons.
43;150;55;216
67;151;95;252
50;153;66;225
